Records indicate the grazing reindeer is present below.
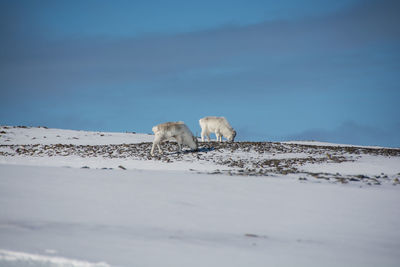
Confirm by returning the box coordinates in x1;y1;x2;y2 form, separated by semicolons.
199;116;236;142
151;121;198;156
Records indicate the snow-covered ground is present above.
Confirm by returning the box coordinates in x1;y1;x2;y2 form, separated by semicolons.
1;126;400;267
0;126;154;145
283;140;395;149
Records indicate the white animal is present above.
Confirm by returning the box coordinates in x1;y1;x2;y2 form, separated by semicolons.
199;116;236;142
151;121;198;156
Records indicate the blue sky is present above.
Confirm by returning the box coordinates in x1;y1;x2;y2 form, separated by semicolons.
1;0;399;147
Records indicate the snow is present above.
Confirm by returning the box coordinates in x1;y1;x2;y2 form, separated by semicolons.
0;126;154;145
2;165;400;267
0;249;109;267
300;154;400;176
283;140;395;149
1;126;400;266
0;154;219;173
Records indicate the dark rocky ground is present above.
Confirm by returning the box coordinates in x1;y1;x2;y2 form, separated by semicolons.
1;141;400;186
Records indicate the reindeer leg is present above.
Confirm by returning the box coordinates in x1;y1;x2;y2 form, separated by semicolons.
175;136;183;153
151;142;157;156
151;135;162;156
216;132;222;142
157;144;162;154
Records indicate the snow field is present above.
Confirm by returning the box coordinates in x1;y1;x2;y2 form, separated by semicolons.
1;164;400;267
0;126;154;145
1;126;400;266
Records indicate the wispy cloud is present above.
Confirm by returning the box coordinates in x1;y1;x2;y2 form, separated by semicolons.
1;0;399;95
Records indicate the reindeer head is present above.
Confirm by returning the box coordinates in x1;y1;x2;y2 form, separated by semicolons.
228;130;236;142
192;135;199;150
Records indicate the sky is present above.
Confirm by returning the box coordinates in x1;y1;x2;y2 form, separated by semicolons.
1;0;399;147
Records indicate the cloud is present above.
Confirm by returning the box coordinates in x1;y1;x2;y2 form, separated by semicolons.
1;0;399;96
286;121;400;147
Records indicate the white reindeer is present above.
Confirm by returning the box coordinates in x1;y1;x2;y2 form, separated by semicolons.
199;116;236;142
151;121;198;156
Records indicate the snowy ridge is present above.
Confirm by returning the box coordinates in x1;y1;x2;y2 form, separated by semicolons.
0;249;110;267
283;140;397;149
1;125;399;186
0;126;154;145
